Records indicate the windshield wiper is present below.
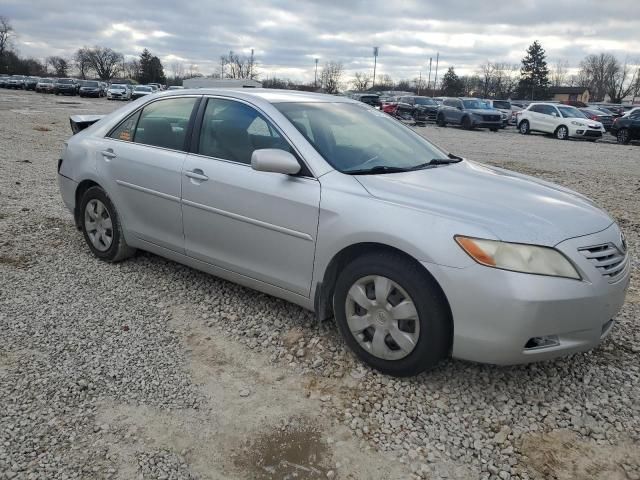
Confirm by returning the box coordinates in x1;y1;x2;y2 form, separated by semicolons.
345;165;413;175
407;155;464;171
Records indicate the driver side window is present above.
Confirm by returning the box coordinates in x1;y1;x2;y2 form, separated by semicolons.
198;98;293;164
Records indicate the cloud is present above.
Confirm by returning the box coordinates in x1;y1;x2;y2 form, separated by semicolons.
5;0;640;82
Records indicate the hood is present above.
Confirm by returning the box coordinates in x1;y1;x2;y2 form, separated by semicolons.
466;109;500;116
355;160;612;246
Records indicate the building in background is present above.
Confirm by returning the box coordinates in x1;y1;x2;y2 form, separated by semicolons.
182;78;262;89
549;86;590;103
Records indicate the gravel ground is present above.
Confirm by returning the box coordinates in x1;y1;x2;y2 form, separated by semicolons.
1;89;639;480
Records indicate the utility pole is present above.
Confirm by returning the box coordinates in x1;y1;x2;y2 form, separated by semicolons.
433;52;439;94
417;71;422;95
220;57;224;79
249;48;254;79
427;57;432;96
372;46;379;89
314;58;319;88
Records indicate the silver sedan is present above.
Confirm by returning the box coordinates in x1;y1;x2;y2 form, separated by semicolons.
58;89;630;377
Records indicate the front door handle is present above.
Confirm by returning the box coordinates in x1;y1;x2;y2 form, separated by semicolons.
185;169;209;181
101;149;117;159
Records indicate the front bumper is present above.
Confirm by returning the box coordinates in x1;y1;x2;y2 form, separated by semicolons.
569;125;603;138
426;223;630;365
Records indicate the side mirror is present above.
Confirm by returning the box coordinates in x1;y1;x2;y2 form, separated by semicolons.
251;149;301;175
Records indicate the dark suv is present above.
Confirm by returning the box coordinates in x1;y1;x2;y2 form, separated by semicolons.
437;97;502;131
395;96;440;123
23;76;40;90
610;109;640;144
54;78;77;96
79;80;103;98
351;93;382;108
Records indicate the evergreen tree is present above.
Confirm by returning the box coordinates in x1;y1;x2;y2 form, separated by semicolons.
440;67;464;96
516;41;550;100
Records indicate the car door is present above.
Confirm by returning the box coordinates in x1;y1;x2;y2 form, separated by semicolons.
98;95;200;252
630;111;640;139
181;97;321;296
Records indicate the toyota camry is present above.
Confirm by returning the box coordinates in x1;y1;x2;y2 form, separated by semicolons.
58;89;630;377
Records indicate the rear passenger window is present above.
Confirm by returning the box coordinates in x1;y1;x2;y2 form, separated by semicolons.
109;111;141;142
198;98;293;164
133;97;197;151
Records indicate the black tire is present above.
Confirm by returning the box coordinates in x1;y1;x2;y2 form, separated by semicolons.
79;186;136;262
555;125;569;140
436;114;446;127
519;120;530;134
617;128;630;145
462;116;472;130
490;128;498;132
333;252;451;377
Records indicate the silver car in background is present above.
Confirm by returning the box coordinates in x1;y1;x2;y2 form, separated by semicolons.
57;89;630;377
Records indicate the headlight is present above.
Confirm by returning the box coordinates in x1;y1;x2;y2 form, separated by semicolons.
571;121;585;126
455;236;581;279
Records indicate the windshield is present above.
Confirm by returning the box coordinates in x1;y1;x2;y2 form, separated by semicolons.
57;79;73;84
462;99;489;109
40;79;53;83
275;102;448;174
84;81;99;87
558;106;586;118
414;97;437;105
492;100;511;109
110;85;126;90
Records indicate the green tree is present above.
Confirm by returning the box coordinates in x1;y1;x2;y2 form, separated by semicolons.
138;48;165;84
516;41;550;100
440;67;464;96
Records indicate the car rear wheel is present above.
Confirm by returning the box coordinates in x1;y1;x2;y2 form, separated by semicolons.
616;128;630;145
519;120;530;134
462;116;473;130
333;252;451;377
555;125;569;140
490;128;498;132
80;186;135;262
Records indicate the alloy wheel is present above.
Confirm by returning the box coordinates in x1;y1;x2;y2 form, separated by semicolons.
345;275;420;360
84;199;113;252
617;129;629;144
556;126;568;140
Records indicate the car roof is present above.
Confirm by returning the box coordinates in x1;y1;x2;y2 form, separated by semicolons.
150;88;359;105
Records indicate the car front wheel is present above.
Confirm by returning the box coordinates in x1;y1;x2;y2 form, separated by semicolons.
333;252;451;377
555;125;569;140
519;120;530;134
80;186;135;262
617;128;630;145
437;114;446;127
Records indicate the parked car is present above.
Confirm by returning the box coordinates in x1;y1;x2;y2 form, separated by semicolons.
437;97;502;131
7;75;27;89
54;78;78;96
79;80;104;98
484;99;512;127
351;93;382;108
589;105;622;119
394;96;440;124
622;107;640;118
579;108;614;131
0;74;9;87
23;76;40;90
148;83;164;91
610;109;640;144
167;85;184;90
131;85;153;100
36;78;55;93
510;105;524;125
58;90;629;376
106;84;131;100
518;103;604;141
595;104;626;117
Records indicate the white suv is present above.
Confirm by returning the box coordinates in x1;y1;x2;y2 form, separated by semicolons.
518;103;604;141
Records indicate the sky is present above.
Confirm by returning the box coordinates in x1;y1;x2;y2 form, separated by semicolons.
3;0;639;82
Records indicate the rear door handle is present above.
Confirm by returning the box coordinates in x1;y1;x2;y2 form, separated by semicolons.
101;149;117;159
185;169;209;181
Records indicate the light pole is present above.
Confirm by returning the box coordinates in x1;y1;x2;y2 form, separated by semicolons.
372;46;378;89
314;58;319;88
427;57;432;96
433;52;439;94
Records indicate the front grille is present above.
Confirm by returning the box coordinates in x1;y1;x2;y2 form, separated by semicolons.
579;243;627;281
483;115;500;121
583;130;602;137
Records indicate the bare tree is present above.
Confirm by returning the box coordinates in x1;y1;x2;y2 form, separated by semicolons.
413;75;426;95
74;48;93;79
477;61;496;98
320;61;343;93
351;72;371;91
47;56;69;77
579;53;618;101
0;16;14;58
185;63;200;79
606;58;639;103
122;59;140;80
550;59;569;87
220;50;258;79
376;74;394;89
85;46;123;80
170;61;185;80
